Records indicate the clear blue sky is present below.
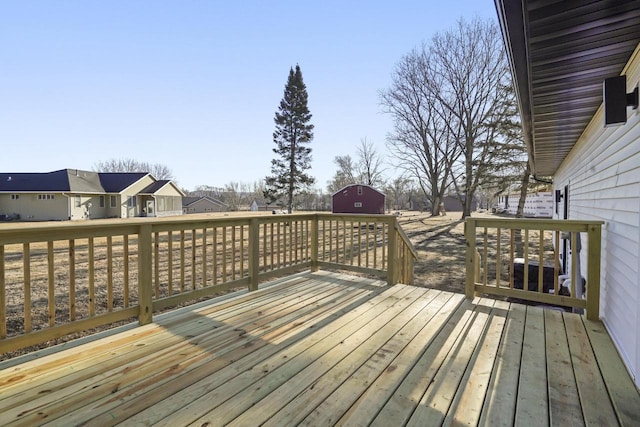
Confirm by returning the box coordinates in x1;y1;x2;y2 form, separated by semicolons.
0;1;497;192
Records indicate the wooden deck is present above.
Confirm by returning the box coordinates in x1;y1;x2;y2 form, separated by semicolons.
0;271;638;426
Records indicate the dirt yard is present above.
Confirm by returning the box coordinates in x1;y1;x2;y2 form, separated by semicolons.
396;211;470;293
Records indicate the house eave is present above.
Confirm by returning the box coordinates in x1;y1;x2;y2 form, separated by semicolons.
494;0;640;177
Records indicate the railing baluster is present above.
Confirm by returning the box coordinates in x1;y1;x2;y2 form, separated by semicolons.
373;222;378;269
553;230;559;295
23;243;31;333
538;229;544;293
294;220;298;264
496;228;501;287
107;236;113;312
357;221;362;267
154;231;160;298
365;221;370;268
523;230;529;290
0;245;5;338
350;221;354;266
123;236;129;307
263;223;268;272
203;227;208;287
88;237;95;317
249;218;259;291
240;224;245;277
180;230;185;292
483;227;488;285
191;229;197;290
571;231;578;298
222;226;227;283
509;228;514;288
277;222;281;268
213;227;218;285
288;221;293;266
167;231;173;295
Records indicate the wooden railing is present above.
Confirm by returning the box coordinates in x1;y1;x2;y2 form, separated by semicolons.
465;217;603;320
0;213;416;354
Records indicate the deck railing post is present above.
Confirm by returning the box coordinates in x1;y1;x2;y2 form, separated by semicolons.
138;224;153;325
311;215;319;272
387;217;397;285
586;223;602;320
248;218;260;291
465;218;477;299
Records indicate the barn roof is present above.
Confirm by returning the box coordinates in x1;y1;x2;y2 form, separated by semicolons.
331;184;386;197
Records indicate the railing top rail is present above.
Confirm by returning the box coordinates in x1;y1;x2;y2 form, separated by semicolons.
314;213;398;221
0;213;402;243
465;217;604;231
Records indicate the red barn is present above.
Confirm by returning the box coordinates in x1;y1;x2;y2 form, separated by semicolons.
332;184;385;214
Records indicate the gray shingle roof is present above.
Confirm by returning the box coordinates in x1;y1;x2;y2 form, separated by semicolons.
0;169;149;194
99;172;149;192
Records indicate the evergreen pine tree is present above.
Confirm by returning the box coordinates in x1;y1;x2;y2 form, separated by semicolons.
264;65;315;213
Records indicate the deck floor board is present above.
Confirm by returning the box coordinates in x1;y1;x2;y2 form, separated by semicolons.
0;270;638;427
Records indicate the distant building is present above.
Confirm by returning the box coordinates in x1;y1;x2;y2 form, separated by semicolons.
496;192;553;218
442;195;478;213
332;184;385;215
182;196;228;214
0;168;184;221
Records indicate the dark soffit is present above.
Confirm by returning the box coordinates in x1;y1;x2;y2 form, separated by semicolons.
495;0;640;176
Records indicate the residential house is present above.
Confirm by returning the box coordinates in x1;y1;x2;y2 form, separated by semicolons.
496;0;640;386
0;169;183;221
182;196;228;214
332;184;385;215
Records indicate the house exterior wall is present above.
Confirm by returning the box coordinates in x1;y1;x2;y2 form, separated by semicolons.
0;193;69;221
553;43;640;386
121;175;155;218
332;185;385;214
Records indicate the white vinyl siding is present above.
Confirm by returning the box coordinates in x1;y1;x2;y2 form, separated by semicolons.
554;43;640;386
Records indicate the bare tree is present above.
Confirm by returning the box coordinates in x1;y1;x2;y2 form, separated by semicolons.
327;139;387;193
356;138;386;188
427;17;514;218
384;176;414;211
93;158;175;181
381;45;459;216
327;155;357;193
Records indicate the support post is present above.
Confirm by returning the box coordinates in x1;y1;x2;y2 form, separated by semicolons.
586;223;602;320
387;217;397;285
465;218;477;299
138;224;153;325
